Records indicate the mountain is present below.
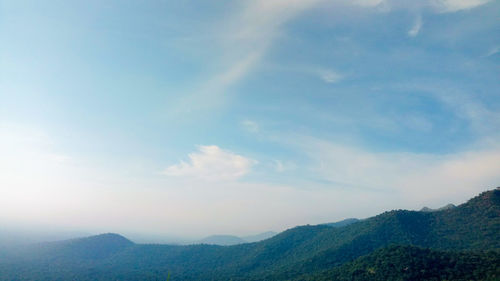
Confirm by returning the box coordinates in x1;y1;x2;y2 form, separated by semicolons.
420;203;457;212
194;231;277;245
196;235;246;246
0;188;498;280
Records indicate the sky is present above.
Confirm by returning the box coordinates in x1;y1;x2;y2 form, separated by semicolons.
0;0;499;240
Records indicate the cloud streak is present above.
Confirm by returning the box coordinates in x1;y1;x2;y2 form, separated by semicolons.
172;0;323;113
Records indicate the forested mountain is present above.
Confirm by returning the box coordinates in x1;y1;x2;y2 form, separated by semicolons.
0;188;498;280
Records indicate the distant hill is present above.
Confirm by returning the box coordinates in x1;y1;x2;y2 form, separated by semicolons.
196;235;246;246
194;231;277;246
0;188;498;280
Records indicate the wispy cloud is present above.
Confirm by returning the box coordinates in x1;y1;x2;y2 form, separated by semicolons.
318;69;344;83
410;82;500;137
484;45;500;57
163;145;256;181
359;0;492;13
408;15;423;37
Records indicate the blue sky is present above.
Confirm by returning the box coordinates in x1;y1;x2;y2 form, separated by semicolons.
1;0;499;239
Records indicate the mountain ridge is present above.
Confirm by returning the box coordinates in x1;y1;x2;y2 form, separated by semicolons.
1;188;498;280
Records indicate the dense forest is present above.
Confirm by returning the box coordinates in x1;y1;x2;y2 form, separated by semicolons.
297;246;500;281
0;188;498;280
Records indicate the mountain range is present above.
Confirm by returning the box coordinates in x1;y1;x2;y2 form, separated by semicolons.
0;188;498;280
194;231;277;246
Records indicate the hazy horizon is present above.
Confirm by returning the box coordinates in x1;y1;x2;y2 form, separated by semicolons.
1;0;500;239
0;191;483;244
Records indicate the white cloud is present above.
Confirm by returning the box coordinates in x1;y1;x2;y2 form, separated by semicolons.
408;15;423;37
241;120;259;133
431;0;491;12
163;145;256;181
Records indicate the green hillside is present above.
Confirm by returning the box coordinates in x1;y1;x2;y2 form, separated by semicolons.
297;245;500;281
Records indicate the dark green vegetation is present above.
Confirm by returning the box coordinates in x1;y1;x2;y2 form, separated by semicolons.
0;189;498;280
